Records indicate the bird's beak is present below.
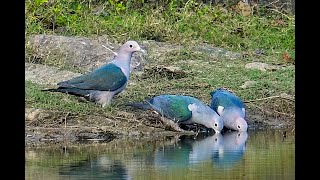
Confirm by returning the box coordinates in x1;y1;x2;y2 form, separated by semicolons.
138;46;146;54
139;48;146;53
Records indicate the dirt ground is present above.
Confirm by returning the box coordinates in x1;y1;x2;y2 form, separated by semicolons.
25;103;294;147
25;35;295;147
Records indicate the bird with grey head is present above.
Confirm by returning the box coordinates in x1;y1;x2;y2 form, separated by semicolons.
210;88;248;131
128;94;224;133
43;41;145;107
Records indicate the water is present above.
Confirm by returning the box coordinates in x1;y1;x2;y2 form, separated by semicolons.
25;129;295;180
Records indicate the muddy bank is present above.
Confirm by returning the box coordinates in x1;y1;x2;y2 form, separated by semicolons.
25;107;187;146
25;104;294;146
25;35;295;147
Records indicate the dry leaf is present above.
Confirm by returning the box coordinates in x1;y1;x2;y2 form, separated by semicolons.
282;52;294;64
236;1;252;16
272;19;286;26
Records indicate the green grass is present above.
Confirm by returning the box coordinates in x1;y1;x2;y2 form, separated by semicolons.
25;48;295;116
25;0;295;59
25;0;295;117
25;80;119;116
26;81;96;113
126;50;295;103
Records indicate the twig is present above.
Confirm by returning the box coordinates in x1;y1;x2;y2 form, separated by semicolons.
244;95;295;103
269;8;294;20
194;129;200;139
102;45;118;56
247;102;295;117
26;126;103;130
86;139;105;141
63;112;70;142
266;0;280;7
114;116;140;123
272;109;295;118
247;103;274;115
64;112;69;129
160;116;186;132
26;119;39;126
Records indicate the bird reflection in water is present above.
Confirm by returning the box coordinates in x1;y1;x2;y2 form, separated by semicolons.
154;130;248;169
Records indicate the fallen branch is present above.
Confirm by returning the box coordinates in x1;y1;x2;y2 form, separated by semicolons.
26;126;103;131
160;116;186;132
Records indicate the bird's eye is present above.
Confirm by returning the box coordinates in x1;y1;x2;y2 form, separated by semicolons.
129;44;133;48
238;125;240;128
214;123;217;127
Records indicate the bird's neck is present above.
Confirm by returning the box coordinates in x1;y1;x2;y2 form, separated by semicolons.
226;106;243;114
222;108;243;123
192;105;216;126
111;52;133;79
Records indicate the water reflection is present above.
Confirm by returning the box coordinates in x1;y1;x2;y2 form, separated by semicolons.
59;156;131;179
189;133;223;164
154;135;193;168
212;131;248;169
26;129;294;179
154;131;248;169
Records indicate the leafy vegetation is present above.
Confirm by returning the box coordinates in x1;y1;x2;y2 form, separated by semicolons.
26;0;294;58
25;0;295;119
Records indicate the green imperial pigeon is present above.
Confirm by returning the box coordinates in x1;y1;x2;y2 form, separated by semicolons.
210;88;248;131
128;95;224;133
43;41;145;107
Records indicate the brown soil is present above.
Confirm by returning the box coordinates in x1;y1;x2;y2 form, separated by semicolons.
25;104;294;147
25;35;295;147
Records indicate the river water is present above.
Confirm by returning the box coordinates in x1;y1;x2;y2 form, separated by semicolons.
25;129;295;179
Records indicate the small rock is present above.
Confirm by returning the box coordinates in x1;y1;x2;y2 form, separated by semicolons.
25;108;53;121
240;81;256;88
25;108;41;121
280;93;295;100
26;35;146;73
245;62;279;71
25;62;81;86
255;49;265;55
236;1;252;16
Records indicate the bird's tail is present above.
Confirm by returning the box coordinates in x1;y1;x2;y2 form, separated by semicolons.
42;88;91;97
126;102;152;110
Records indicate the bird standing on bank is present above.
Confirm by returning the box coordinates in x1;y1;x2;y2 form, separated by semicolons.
43;41;145;107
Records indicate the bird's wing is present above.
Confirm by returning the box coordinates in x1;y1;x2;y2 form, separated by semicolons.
57;63;127;91
210;89;244;112
150;95;192;122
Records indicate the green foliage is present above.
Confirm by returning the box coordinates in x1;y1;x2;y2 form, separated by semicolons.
26;0;294;55
34;0;48;6
26;81;100;114
25;1;295;115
